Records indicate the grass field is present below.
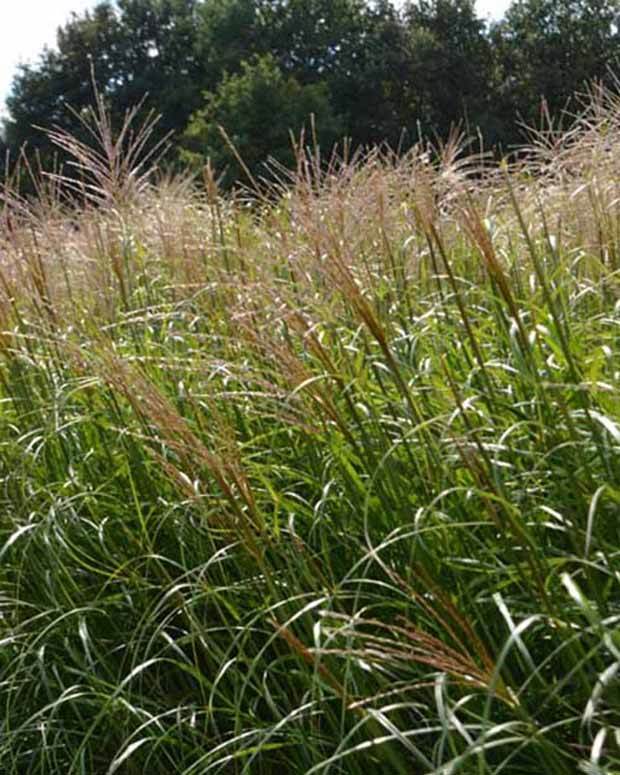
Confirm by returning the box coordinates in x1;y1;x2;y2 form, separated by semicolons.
1;90;620;773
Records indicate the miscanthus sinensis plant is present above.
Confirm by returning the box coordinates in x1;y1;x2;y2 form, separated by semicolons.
1;85;620;774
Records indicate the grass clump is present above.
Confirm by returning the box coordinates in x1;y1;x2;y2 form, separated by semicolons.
2;88;620;774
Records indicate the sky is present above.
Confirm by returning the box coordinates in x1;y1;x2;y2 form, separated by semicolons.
0;0;513;114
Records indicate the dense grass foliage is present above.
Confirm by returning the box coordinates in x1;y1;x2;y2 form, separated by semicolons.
2;96;620;773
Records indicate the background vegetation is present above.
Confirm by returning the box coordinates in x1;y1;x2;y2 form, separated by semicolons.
3;0;620;185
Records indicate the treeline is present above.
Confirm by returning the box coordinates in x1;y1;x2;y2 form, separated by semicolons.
2;0;620;186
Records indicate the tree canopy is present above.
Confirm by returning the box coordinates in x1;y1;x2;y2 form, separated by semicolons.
180;54;343;185
3;0;620;187
492;0;620;127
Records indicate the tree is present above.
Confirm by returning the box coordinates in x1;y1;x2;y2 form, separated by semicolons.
180;54;344;186
250;0;419;147
4;2;123;162
4;0;207;168
112;0;208;136
493;0;620;130
403;0;499;143
255;0;369;83
195;0;265;81
328;0;416;148
9;0;620;190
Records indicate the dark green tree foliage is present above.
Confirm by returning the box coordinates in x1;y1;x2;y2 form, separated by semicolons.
4;0;206;169
112;0;207;136
255;0;369;83
180;54;343;185
5;0;620;189
195;0;264;82
234;0;417;149
4;2;123;162
493;0;620;129
327;0;416;147
0;136;8;172
403;0;498;141
184;0;426;159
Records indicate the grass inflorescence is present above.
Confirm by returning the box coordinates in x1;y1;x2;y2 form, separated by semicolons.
2;88;620;774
